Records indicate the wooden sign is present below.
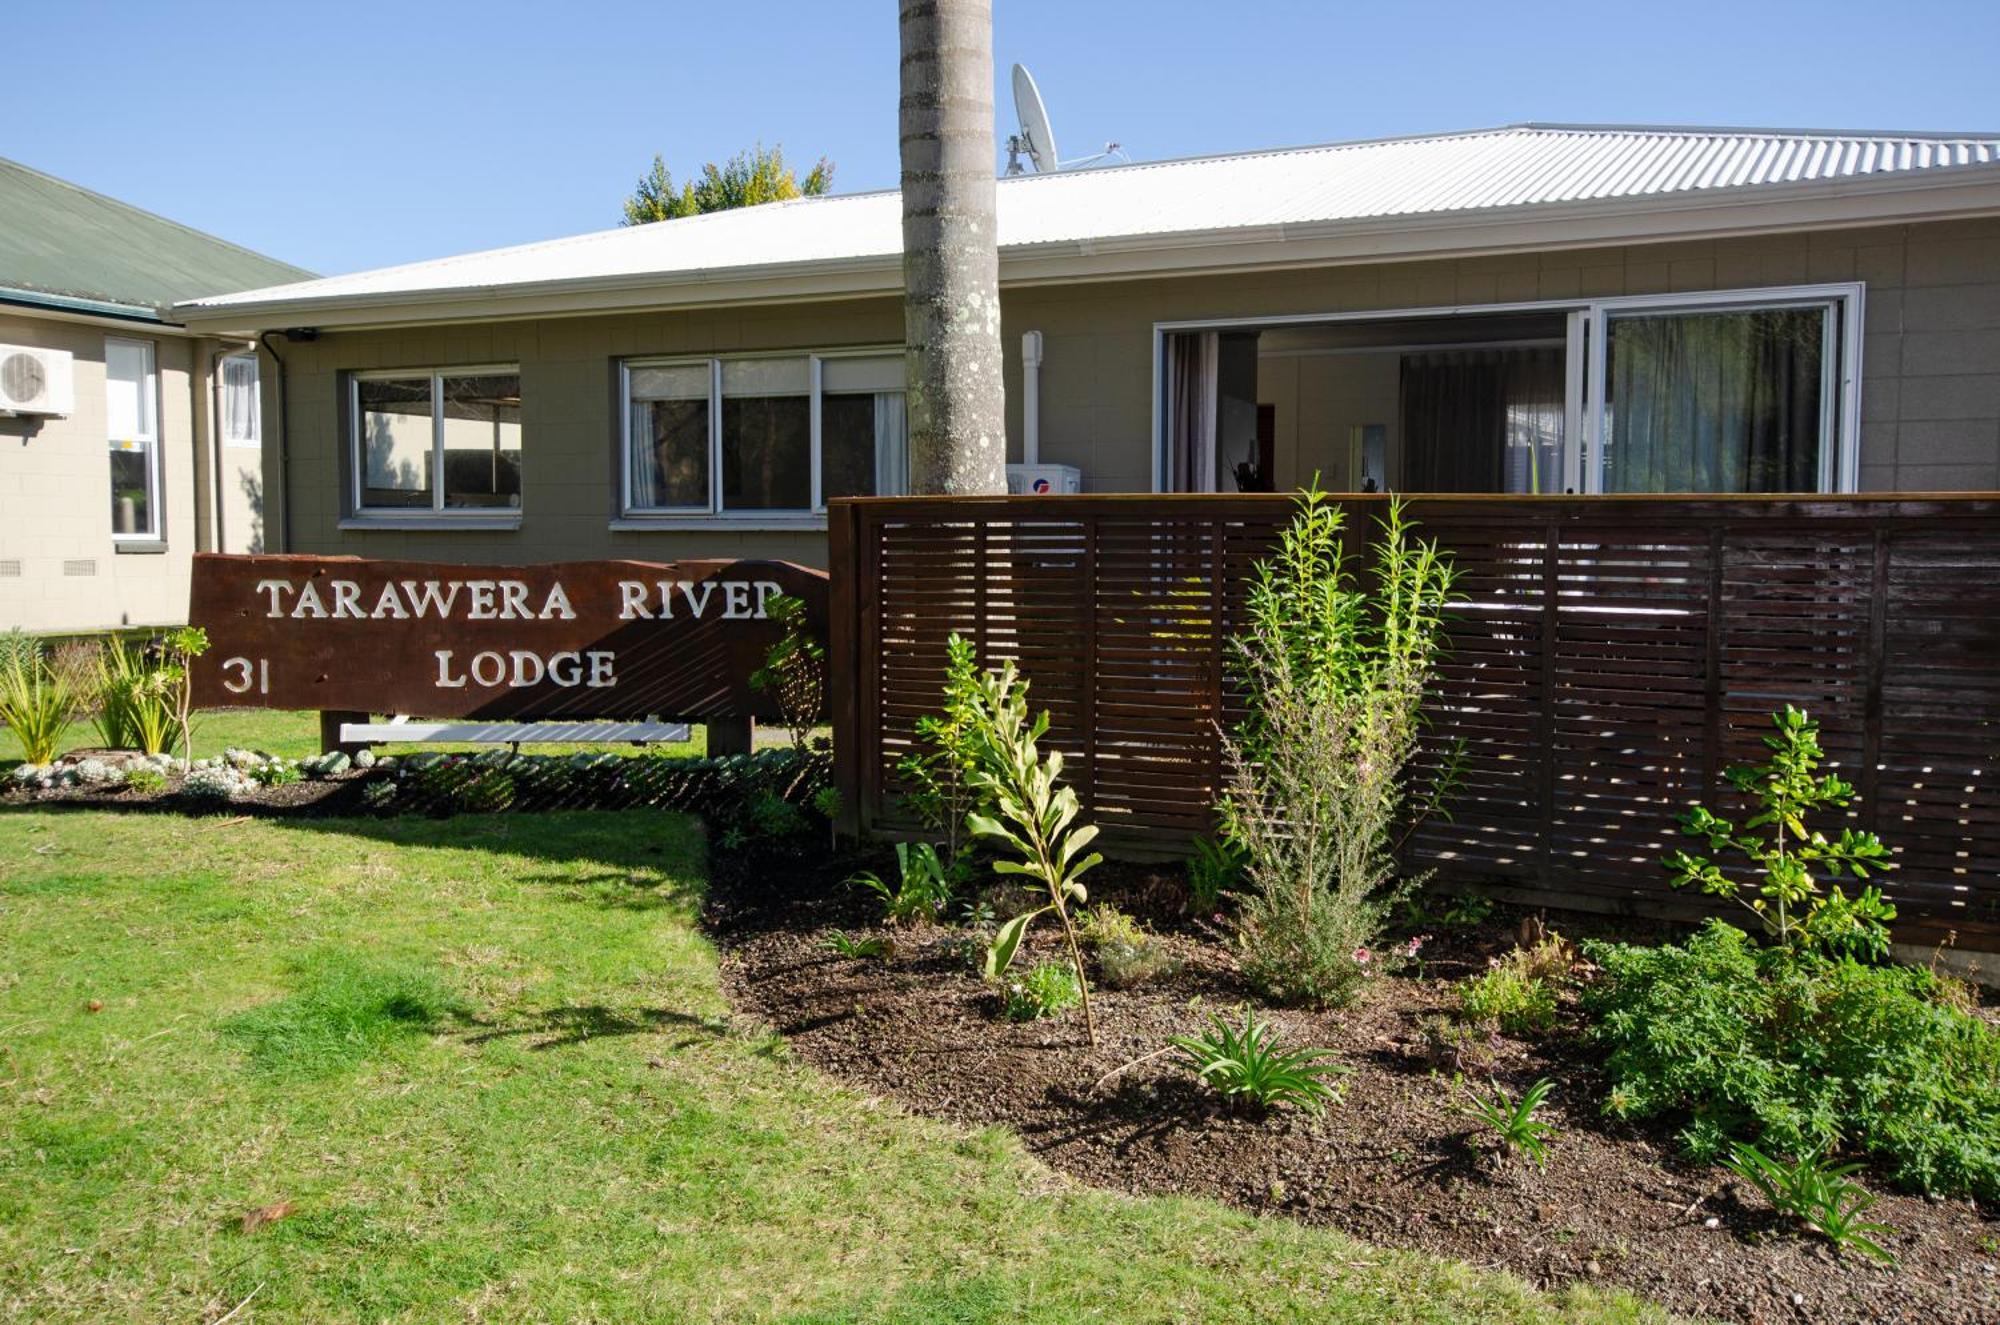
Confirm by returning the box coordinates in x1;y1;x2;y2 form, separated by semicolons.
188;553;827;721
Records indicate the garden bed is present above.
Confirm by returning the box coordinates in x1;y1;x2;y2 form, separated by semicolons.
710;846;2000;1325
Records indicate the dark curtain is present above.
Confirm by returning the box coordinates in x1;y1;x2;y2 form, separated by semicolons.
1401;347;1565;493
1605;308;1824;493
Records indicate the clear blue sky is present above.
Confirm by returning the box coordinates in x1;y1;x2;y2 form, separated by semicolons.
11;0;1998;279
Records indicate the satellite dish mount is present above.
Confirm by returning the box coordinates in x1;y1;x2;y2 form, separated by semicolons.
1005;63;1126;175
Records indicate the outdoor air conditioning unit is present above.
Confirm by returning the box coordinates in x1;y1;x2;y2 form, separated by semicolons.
1006;463;1081;495
0;345;74;417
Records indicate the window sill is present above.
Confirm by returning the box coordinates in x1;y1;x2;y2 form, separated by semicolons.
609;515;829;533
113;539;167;555
339;513;523;532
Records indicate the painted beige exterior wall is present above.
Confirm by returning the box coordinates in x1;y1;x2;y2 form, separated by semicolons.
268;215;2000;570
0;314;214;633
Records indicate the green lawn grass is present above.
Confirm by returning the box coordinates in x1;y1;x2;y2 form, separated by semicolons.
0;809;1670;1323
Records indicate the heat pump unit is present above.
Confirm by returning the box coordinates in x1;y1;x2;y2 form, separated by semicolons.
0;345;74;417
1006;463;1081;495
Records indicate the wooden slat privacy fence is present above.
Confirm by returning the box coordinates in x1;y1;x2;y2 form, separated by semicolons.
828;495;2000;945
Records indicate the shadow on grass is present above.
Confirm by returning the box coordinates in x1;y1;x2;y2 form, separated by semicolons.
462;1005;726;1052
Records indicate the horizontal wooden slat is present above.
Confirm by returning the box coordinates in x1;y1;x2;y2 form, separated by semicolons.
832;494;2000;943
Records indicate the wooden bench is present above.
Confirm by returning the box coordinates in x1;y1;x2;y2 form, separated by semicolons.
337;717;692;751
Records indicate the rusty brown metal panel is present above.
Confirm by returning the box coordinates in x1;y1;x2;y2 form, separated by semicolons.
188;553;828;722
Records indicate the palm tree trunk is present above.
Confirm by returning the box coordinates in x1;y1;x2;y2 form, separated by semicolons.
898;0;1006;495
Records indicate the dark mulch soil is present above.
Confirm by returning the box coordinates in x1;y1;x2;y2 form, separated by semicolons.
710;847;2000;1325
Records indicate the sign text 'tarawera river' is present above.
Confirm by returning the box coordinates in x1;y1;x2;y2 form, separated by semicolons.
187;554;829;721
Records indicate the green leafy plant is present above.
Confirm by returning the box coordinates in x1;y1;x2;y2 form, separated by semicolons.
1585;919;2000;1200
1458;965;1558;1035
810;784;843;849
1185;835;1246;913
90;636;150;750
896;633;993;868
961;657;1104;1045
1221;488;1460;1007
1463;1077;1556;1169
749;593;825;752
1720;1142;1897;1263
1665;706;1896;960
1079;904;1179;989
0;636;83;765
1171;1009;1346;1115
124;766;168;795
821;931;892;961
1002;960;1082;1021
849;841;955;925
1401;889;1492;929
138;626;209;771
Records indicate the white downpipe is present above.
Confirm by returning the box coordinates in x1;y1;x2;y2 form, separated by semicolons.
1021;330;1043;466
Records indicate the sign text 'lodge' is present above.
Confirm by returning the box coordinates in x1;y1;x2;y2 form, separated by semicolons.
188;554;828;722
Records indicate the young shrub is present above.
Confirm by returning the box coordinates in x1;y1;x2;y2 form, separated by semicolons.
1458;965;1557;1035
1003;960;1081;1022
749;593;825;752
1463;1076;1557;1170
1585;920;2000;1201
896;633;993;869
1079;904;1179;990
961;656;1105;1045
1185;835;1246;913
1721;1142;1897;1263
0;636;82;765
91;636;149;750
1221;489;1458;1007
848;841;955;926
139;627;209;770
1171;1009;1347;1115
1665;705;1896;960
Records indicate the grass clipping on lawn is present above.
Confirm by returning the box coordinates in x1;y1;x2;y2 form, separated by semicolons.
0;808;1664;1324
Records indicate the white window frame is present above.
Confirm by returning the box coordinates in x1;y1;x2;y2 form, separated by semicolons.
616;346;903;528
106;336;162;544
219;352;262;449
345;364;521;529
1152;283;1865;496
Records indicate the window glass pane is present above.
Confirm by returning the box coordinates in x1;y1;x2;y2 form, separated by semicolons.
628;363;711;509
222;355;260;446
357;376;434;508
110;444;154;536
1603;307;1827;493
821;354;902;393
721;358;810;510
105;339;154;441
440;373;522;509
821;390;907;500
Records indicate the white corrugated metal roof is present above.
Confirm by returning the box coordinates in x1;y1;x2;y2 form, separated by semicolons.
179;123;2000;320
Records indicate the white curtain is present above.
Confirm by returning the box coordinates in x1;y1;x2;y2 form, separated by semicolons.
1164;331;1219;492
873;391;908;496
629;402;659;508
221;355;260;445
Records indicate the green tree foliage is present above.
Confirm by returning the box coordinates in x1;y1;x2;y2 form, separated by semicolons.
621;144;833;225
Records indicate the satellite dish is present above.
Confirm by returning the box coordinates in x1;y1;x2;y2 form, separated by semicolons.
1011;64;1059;174
1005;63;1127;176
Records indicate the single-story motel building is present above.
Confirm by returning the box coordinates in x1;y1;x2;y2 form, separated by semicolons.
172;123;2000;573
0;157;310;634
